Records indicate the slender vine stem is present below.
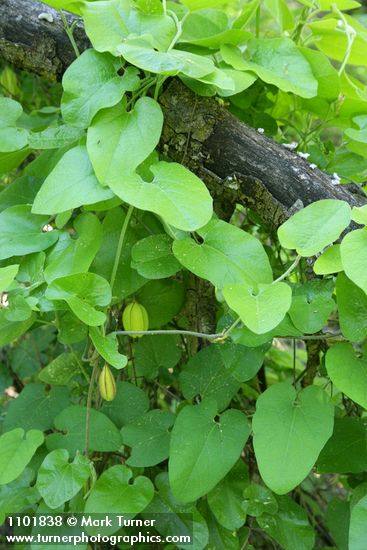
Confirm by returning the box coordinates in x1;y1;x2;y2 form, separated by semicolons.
60;11;80;58
84;360;98;457
273;255;301;283
333;4;357;75
110;205;134;291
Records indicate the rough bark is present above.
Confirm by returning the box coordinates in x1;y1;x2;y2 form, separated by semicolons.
1;0;365;227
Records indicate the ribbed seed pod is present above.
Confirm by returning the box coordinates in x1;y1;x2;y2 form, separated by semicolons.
122;301;149;338
98;364;116;401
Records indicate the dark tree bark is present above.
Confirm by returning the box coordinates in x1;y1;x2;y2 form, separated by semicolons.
1;0;365;227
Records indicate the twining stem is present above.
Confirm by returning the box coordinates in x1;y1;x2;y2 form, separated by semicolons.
114;327;343;342
333;4;357;75
110;205;134;291
84;360;98;457
273;255;301;283
115;329;225;340
60;11;80;58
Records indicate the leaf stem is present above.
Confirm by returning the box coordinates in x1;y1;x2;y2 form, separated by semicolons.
60;11;80;58
273;255;301;283
85;360;98;457
110;205;134;291
332;5;356;75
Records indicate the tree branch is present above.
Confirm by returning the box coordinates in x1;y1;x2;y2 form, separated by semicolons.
1;0;365;227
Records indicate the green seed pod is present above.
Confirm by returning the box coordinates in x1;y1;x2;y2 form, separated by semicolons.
98;364;116;401
122;301;149;337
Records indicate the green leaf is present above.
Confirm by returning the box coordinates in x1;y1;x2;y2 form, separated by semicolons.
352;204;367;225
0;429;44;485
0;175;42;213
221;38;318;98
122;410;175;467
326;343;367;408
0;205;58;260
118;40;215;78
36;449;91;509
309;16;367;66
169;399;250;502
89;326;127;369
204;503;241;550
278;199;351;256
0;149;30;175
217;340;268;382
300;47;340;101
28;125;84;150
173;218;272;289
87;97;163;185
0;469;39;525
84;465;154;534
136;278;185;327
0;97;28;152
180;9;250;48
131;234;181;279
336;272;367;342
317;417;367;474
242;483;278;517
82;0;176;55
44;213;102;282
223;282;292;334
45;272;111;326
179;346;241;411
0;310;36;347
0;264;19;292
57;311;88;345
91;207;147;300
349;492;367;550
47;405;122;455
207;460;249;530
108;162;213;231
252;383;334;494
32;146;114;215
257;495;315;550
326;498;350;550
314;244;343;275
101;381;149;428
38;353;80;385
340;228;367;294
3;384;70;432
288;280;335;334
144;472;209;550
135;334;181;378
61;49;139;128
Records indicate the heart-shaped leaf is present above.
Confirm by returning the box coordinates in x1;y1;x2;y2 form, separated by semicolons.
87;97;163;185
169;399;249;502
61;49;139;128
0;429;44;485
0;98;28;152
340;228;367;294
84;465;154;534
45;273;111;326
336;273;367;342
122;410;175;467
0;264;19;292
89;326;127;369
37;449;91;509
326;343;367;408
0;205;58;260
223;282;292;334
108;162;213;231
253;383;334;494
278;200;351;257
32;146;114;215
173;218;272;288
